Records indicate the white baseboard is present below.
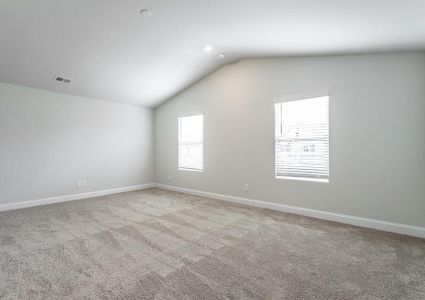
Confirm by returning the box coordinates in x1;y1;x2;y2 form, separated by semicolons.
0;183;156;212
155;184;425;239
2;183;423;239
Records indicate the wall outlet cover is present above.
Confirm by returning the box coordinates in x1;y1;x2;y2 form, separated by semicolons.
77;179;87;188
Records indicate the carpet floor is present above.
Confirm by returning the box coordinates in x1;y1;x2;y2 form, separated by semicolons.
0;188;424;299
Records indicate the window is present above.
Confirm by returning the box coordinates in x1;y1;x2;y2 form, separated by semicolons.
178;114;203;171
275;95;329;182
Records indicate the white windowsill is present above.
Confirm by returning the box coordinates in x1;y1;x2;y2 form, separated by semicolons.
276;176;329;183
179;168;203;172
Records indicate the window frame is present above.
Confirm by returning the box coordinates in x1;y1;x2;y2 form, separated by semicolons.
178;114;204;172
274;93;330;183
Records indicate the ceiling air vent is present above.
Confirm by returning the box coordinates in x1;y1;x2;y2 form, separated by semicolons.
53;76;72;84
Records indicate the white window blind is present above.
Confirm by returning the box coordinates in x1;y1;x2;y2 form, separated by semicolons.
275;95;329;182
178;114;203;171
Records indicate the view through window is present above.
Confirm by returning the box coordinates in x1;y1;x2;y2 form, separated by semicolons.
275;95;329;182
178;114;203;171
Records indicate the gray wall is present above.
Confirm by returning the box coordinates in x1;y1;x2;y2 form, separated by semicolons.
155;52;425;227
0;82;154;205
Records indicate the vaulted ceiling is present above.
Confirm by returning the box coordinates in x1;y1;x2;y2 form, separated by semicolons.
1;0;424;107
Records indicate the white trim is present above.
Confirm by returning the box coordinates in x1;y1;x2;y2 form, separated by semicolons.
0;183;155;212
275;91;329;103
2;183;423;239
275;176;329;183
155;184;425;239
179;168;203;172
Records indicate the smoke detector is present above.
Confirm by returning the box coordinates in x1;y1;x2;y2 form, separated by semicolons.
217;52;227;59
140;9;152;16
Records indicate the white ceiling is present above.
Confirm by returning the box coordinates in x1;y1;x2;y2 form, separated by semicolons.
1;0;424;107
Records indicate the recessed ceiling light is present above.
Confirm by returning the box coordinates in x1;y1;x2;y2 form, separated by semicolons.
140;9;152;16
217;52;227;59
203;45;213;53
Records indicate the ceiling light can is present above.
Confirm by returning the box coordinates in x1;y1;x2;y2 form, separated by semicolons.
203;45;213;52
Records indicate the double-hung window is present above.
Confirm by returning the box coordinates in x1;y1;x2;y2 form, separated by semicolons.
178;114;203;171
275;95;329;182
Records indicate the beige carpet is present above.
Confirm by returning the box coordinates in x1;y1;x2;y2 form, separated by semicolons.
0;188;424;299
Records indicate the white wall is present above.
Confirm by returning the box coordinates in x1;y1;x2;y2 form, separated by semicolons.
0;82;154;205
155;52;425;228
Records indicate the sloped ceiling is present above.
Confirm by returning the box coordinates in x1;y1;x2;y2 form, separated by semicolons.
1;0;424;107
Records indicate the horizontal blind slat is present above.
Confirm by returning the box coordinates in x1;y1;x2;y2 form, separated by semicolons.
178;115;203;170
275;96;329;180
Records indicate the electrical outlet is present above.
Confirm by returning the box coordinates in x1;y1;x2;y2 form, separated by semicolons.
77;179;87;188
244;183;249;192
167;175;172;182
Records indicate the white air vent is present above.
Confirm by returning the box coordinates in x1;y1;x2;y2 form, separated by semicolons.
53;76;72;84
